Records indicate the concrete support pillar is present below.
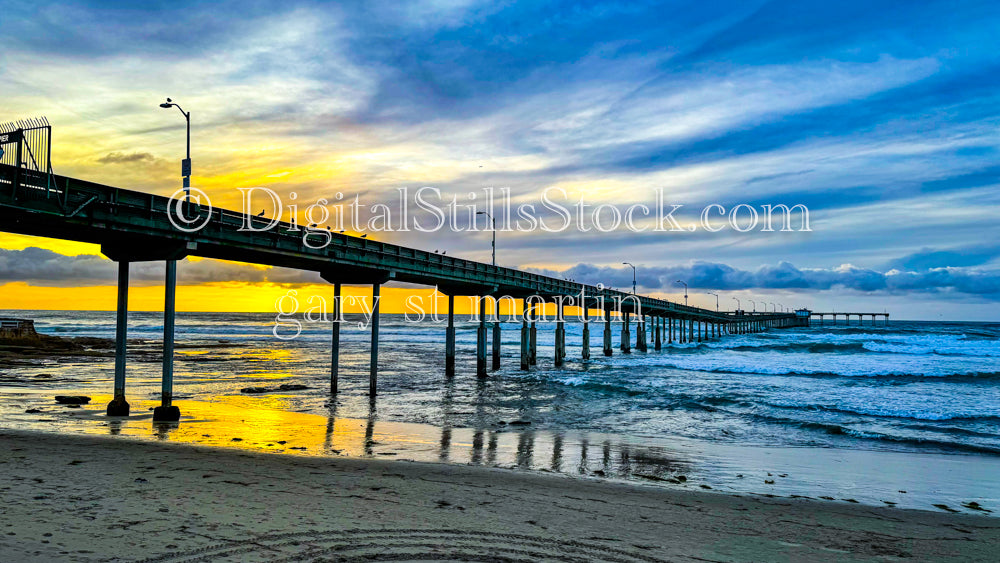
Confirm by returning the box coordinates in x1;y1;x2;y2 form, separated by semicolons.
636;315;647;352
520;300;530;371
491;315;501;371
581;300;591;361
446;294;456;378
697;320;703;342
331;282;342;392
529;306;538;365
654;316;662;350
603;306;613;356
107;261;130;417
668;317;674;344
554;299;566;366
153;260;180;422
688;318;694;343
370;283;381;397
622;312;632;354
477;296;488;378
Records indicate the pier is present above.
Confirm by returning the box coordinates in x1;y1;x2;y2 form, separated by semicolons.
809;312;890;326
2;160;805;421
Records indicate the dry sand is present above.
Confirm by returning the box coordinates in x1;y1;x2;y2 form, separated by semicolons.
1;429;997;562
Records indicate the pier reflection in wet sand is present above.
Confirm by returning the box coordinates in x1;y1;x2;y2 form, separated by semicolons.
9;391;690;482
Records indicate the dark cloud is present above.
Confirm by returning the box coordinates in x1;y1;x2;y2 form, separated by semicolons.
0;248;320;287
530;260;1000;297
96;152;158;164
887;245;1000;271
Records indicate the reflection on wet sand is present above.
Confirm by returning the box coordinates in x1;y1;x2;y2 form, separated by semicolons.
10;387;995;513
89;394;691;482
9;390;689;483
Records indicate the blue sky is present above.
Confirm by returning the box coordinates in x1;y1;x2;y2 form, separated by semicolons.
2;0;999;319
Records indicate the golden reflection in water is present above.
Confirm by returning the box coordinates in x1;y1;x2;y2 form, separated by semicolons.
48;392;687;480
214;393;297;412
244;348;295;362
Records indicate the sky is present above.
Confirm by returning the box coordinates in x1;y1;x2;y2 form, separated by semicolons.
1;0;999;319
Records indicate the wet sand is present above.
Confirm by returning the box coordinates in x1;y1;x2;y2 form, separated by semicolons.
2;429;999;562
4;392;1000;516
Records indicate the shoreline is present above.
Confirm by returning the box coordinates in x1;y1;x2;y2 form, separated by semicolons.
2;428;999;562
4;391;1000;517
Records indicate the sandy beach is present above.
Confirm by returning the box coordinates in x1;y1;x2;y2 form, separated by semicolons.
2;429;998;562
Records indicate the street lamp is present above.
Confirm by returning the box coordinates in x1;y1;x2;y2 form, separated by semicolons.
732;296;741;312
706;292;719;311
622;262;636;294
675;280;688;306
475;211;496;266
159;98;191;202
749;299;756;313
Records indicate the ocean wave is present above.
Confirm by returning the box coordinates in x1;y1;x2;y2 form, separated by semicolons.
644;349;1000;378
725;342;871;354
760;401;1000;422
751;415;1000;455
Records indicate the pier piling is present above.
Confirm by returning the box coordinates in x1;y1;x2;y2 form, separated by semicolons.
370;283;381;397
330;282;341;393
477;296;488;378
107;261;130;417
603;305;613;356
446;294;456;377
520;301;530;370
529;308;538;365
554;299;566;367
492;317;501;371
153;259;180;422
622;312;631;354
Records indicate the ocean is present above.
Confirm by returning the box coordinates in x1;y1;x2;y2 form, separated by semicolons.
3;309;1000;511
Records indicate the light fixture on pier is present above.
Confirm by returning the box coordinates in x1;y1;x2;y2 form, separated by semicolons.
675;280;688;306
158;97;191;203
475;211;496;266
623;262;636;294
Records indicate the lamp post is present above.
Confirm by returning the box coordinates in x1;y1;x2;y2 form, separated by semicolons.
159;98;191;202
732;296;741;312
475;211;496;266
706;292;718;311
622;262;636;294
749;299;756;313
675;280;688;306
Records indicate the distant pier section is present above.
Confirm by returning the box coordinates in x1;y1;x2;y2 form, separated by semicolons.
808;312;889;326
